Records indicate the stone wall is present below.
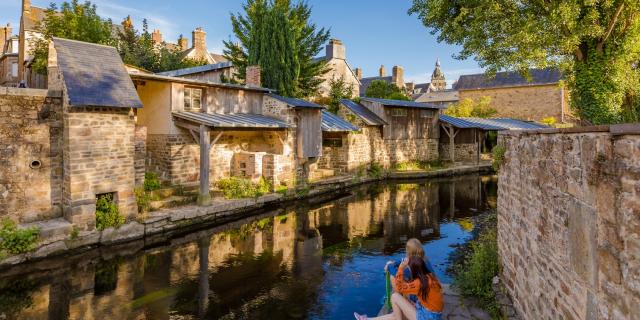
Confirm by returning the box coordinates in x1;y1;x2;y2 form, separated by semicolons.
459;84;570;123
0;88;63;223
497;125;640;320
134;125;147;186
438;142;478;162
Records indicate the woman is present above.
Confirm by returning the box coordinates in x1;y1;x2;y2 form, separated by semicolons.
354;257;444;320
388;238;436;281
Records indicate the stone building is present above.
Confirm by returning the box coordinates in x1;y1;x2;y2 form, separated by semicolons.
315;39;361;97
413;89;458;108
312;110;360;179
336;97;442;167
455;68;571;123
359;59;447;97
0;37;143;233
0;24;19;87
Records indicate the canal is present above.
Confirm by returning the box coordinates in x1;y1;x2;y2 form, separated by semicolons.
0;174;497;320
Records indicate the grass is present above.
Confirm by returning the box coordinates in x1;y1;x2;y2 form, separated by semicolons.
451;213;503;319
0;219;40;258
217;177;273;199
394;159;445;171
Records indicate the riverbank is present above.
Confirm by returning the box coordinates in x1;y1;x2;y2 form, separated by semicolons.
0;163;492;269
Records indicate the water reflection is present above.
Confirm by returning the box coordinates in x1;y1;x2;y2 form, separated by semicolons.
0;175;497;320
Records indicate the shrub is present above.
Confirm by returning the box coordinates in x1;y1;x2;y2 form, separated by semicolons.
541;117;557;126
143;172;161;192
134;187;152;214
96;194;125;231
492;145;507;171
453;227;501;318
217;177;269;199
367;162;384;178
275;185;289;195
0;219;40;256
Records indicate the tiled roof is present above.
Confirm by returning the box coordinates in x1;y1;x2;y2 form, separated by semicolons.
173;111;291;129
267;93;324;109
455;68;562;90
360;97;444;109
339;99;387;126
53;38;142;108
439;115;548;131
321;110;359;132
157;62;233;77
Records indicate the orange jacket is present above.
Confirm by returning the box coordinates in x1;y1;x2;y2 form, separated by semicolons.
394;267;444;312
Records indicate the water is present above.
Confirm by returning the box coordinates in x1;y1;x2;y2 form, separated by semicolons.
0;174;497;320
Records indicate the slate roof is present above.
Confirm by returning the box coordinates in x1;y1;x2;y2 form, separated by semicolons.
414;90;459;103
360;97;444;109
22;6;47;31
321;110;359;132
267;93;324;109
439;115;548;131
359;76;393;96
455;68;562;90
173;111;291;129
413;83;431;93
129;72;273;93
53;38;142;108
157;62;233;77
339;99;387;126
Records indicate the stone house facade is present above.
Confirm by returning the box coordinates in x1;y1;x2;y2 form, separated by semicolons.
0;24;19;87
455;68;571;123
315;39;361;97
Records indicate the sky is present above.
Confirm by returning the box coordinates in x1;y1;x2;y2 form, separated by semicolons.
1;0;484;86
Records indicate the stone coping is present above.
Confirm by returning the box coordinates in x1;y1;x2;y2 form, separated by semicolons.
0;163;492;269
498;123;640;136
0;87;62;97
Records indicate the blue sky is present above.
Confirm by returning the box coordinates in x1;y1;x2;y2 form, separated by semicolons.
2;0;483;86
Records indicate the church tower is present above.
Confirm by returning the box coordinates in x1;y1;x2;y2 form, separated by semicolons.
430;58;446;91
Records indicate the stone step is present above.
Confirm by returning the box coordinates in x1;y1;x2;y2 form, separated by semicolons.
149;184;199;199
149;195;197;211
21;218;73;244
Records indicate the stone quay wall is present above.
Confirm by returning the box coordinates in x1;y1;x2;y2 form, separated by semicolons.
438;142;478;162
497;125;640;320
0;88;63;223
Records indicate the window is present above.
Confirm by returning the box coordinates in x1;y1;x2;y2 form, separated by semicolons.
420;110;433;118
391;108;407;117
11;62;17;77
184;87;202;110
323;138;343;147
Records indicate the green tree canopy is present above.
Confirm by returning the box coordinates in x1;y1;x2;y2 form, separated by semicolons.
364;80;410;100
444;97;498;118
117;19;206;73
317;76;354;113
223;0;330;98
31;0;115;74
409;0;640;124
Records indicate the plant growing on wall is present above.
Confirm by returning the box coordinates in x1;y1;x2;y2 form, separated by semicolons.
0;219;39;258
95;194;125;231
409;0;640;124
217;177;272;199
492;145;506;171
223;0;331;98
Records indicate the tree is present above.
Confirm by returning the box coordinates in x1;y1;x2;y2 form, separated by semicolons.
445;97;497;118
409;0;640;124
323;76;353;113
117;20;206;73
31;0;115;74
223;0;330;98
364;80;410;100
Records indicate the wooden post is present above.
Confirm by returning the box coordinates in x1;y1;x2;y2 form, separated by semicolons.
198;124;211;206
449;126;455;163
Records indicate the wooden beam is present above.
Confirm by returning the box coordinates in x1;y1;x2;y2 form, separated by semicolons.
174;119;202;132
210;131;223;148
189;129;200;144
198;124;212;206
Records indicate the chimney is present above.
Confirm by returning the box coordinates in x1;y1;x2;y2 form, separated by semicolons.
0;24;11;50
246;65;261;87
22;0;31;13
178;35;188;51
192;27;206;52
355;67;362;80
326;39;345;60
392;65;404;88
379;65;386;77
151;29;163;44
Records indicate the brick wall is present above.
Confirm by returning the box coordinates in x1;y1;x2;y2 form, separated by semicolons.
62;107;138;230
498;126;640;319
459;84;569;123
0;88;63;222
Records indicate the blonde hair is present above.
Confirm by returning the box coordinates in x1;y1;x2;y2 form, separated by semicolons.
406;238;425;259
